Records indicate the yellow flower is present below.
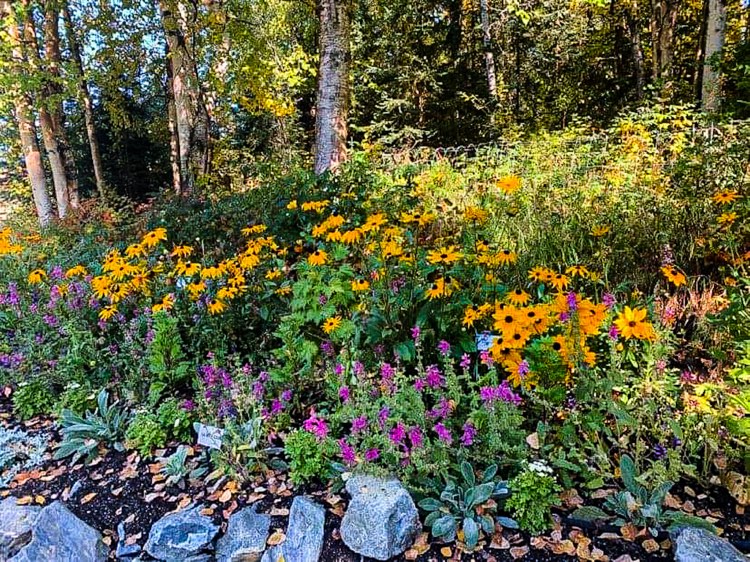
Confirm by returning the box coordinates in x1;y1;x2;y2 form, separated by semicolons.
565;265;590;278
427;245;462;265
91;275;112;299
322;316;342;334
308;250;328;266
362;213;388;233
99;305;118;321
351;279;370;291
496;249;517;266
266;268;283;281
175;261;201;277
591;225;610;237
142;228;167;248
464;206;489;223
27;269;46;284
287;200;298;210
275;286;292;296
242;224;267;235
528;266;554;283
65;265;87;278
171;245;194;258
125;244;146;259
712;190;740;204
661;265;686;287
507;289;531;306
550;273;570;291
426;277;457;299
497;175;521;194
614;306;656;340
718;212;737;225
187;281;206;300
341;229;364;245
201;265;224;279
152;294;175;313
301;200;330;213
207;298;227;315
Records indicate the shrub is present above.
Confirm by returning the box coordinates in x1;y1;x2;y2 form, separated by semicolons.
126;412;169;457
506;461;562;535
285;429;335;485
12;379;55;420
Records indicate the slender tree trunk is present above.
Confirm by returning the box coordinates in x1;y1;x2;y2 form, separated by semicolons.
313;0;351;175
626;0;645;99
42;0;79;210
158;0;210;193
62;1;105;198
165;41;182;195
701;0;727;111
20;0;69;217
480;0;497;99
2;0;55;227
650;0;660;79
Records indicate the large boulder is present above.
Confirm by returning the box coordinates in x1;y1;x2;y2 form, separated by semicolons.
340;474;421;561
673;527;747;562
9;501;107;562
144;506;219;561
261;497;324;562
215;506;270;562
0;498;40;560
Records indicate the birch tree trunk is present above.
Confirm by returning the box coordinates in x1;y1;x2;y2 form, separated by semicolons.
62;1;106;197
314;0;351;175
158;0;211;194
165;41;182;195
42;0;79;210
21;0;69;218
701;0;727;112
2;0;55;227
480;0;498;99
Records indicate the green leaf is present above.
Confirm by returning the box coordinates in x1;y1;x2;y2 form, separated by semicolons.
418;498;443;512
461;461;475;487
496;516;519;529
469;482;495;508
424;510;442;527
432;515;457;539
665;512;717;534
463;517;480;548
482;464;498;483
570;506;611;522
620;454;637;493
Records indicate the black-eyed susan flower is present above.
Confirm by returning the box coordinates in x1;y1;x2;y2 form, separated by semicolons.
125;243;146;259
308;250;328;266
614;306;656;340
464;206;489;223
341;229;363;244
266;268;283;281
175;261;201;277
322;316;342;334
242;224;267;235
207;298;227;315
550;273;570;291
427;245;462;265
171;245;194;258
351;279;370;291
496;249;517;265
712;190;740;204
65;265;87;278
27;269;46;284
566;265;590;278
141;228;167;248
152;294;175;313
507;288;531;306
287;199;298;210
661;265;686;287
718;212;737;225
497;175;521;194
591;225;610;237
99;305;118;321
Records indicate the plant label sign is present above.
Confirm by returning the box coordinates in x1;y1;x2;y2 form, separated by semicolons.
476;332;499;351
196;423;225;449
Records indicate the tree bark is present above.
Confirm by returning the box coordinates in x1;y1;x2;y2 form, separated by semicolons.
165;41;182;195
626;0;645;99
42;0;79;210
62;1;106;198
158;0;211;193
314;0;351;175
2;0;55;227
701;0;726;112
650;0;677;82
20;0;69;218
480;0;498;99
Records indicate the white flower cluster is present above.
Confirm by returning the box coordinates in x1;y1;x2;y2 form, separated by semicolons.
528;460;554;476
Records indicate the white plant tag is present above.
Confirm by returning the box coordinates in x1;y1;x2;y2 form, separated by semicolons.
196;423;225;449
475;332;499;351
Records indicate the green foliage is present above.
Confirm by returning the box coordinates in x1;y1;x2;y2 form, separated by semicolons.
601;455;717;535
126;412;168;457
159;445;196;487
157;398;194;443
55;383;97;416
420;462;512;549
12;379;55;420
55;390;129;464
505;462;562;535
146;313;192;404
284;429;334;485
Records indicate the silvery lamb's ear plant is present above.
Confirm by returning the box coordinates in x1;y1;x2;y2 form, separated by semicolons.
55;389;129;464
573;455;717;536
419;461;515;549
0;427;50;488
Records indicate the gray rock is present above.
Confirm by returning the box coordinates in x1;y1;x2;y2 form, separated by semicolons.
340;474;421;561
673;527;748;562
116;521;142;559
9;501;108;562
0;498;41;560
216;506;270;562
144;506;219;561
260;497;324;562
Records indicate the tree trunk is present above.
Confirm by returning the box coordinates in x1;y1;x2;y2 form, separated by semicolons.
62;1;106;198
314;0;351;175
650;0;677;82
20;0;69;218
42;0;79;210
165;41;182;195
626;0;645;99
2;0;55;227
480;0;498;99
701;0;727;112
158;0;211;193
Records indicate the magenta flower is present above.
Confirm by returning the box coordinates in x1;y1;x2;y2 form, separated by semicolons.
566;291;578;311
389;422;407;445
303;412;329;441
353;361;365;377
270;398;283;415
438;340;451;356
603;293;616;310
339;440;356;465
414;378;426;392
364;448;380;462
608;324;619;340
518;360;530;379
281;389;293;402
480;350;494;367
425;365;444;388
434;422;452;444
408;426;424;449
461;422;477;447
411;325;421;341
351;415;368;433
334;363;344;376
378;406;390;428
339;386;351;402
460;354;471;369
